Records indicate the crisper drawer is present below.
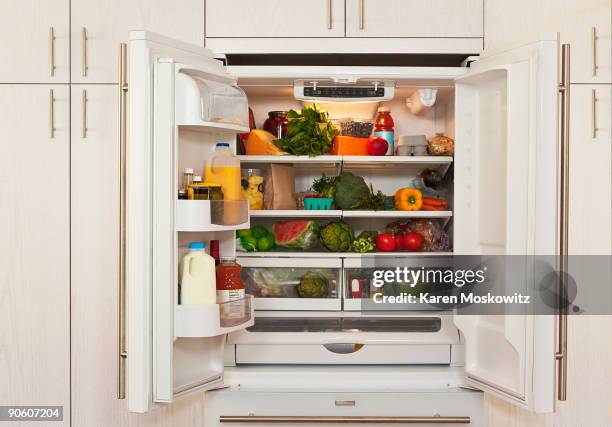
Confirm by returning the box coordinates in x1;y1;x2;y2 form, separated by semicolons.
238;257;342;311
205;390;484;426
235;344;450;365
343;256;453;311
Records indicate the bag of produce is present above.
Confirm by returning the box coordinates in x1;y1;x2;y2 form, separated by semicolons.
264;164;297;210
272;220;320;250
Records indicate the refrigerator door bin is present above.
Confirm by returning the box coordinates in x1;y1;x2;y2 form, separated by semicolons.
175;295;255;337
177;200;250;231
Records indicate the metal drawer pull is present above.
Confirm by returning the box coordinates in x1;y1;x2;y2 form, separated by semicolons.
117;43;128;400
49;89;55;138
591;89;597;138
556;43;570;402
81;89;87;138
359;0;365;30
82;27;88;77
220;416;470;424
49;27;56;77
591;27;597;77
334;400;356;406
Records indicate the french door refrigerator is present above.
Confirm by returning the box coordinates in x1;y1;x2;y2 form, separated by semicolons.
124;31;566;423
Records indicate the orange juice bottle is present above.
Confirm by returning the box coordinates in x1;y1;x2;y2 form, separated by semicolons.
205;143;242;201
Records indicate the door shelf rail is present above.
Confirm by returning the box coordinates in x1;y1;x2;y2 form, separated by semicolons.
175;295;255;338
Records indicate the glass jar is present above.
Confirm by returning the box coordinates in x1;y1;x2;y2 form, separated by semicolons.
241;168;264;210
263;111;288;139
188;183;224;200
216;257;246;320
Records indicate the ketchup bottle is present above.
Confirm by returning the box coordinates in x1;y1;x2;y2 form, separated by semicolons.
374;107;395;155
216;257;246;321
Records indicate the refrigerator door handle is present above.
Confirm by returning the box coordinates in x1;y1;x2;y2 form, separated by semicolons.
556;43;570;403
117;42;128;400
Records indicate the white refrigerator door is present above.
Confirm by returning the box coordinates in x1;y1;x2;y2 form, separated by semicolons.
126;31;249;413
453;37;559;413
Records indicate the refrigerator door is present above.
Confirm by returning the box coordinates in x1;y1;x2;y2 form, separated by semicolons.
126;31;251;413
453;37;559;413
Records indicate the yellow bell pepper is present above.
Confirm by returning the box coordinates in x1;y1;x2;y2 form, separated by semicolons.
394;188;423;211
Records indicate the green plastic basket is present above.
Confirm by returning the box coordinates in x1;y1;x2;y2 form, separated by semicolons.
304;197;333;210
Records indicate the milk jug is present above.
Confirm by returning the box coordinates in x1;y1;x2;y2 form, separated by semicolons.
179;242;216;305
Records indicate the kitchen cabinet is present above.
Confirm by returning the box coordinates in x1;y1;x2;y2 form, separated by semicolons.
0;85;70;425
205;0;345;38
70;0;204;83
484;0;611;83
0;0;69;83
345;0;483;38
568;84;611;255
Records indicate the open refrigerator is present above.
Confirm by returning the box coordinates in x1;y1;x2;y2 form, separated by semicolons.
125;31;564;425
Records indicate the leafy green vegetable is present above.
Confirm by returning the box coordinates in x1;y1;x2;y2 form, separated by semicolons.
273;104;338;156
333;172;388;211
320;221;355;252
312;173;339;198
296;272;329;298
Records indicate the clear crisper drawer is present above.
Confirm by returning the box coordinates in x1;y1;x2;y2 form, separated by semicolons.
237;257;342;311
176;68;249;128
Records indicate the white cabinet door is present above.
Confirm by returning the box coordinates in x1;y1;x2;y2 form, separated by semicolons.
568;84;612;254
0;0;69;83
453;38;559;413
346;0;483;38
0;85;70;422
205;0;345;38
71;0;204;83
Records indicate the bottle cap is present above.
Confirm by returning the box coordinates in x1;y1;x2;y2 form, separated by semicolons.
377;107;390;112
187;242;205;250
216;143;230;147
193;175;202;182
184;167;194;174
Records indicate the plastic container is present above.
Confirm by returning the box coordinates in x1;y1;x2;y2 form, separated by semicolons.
188;183;224;200
205;143;242;201
179;242;217;305
373;107;395;156
335;118;374;138
304;197;333;210
241;168;264;210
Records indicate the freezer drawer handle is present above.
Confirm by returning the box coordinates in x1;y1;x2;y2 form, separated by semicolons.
220;415;470;424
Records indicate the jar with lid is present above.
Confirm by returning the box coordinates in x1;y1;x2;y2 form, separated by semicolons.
263;111;288;139
216;257;246;321
241;168;264;210
188;183;224;200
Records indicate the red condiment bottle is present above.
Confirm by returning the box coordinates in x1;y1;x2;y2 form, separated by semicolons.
215;257;245;303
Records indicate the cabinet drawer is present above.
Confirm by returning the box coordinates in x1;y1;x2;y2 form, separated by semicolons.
206;0;345;38
205;390;484;426
346;0;483;38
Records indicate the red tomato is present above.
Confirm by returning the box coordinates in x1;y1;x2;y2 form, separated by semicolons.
375;233;396;252
394;234;404;250
404;232;423;251
367;136;389;156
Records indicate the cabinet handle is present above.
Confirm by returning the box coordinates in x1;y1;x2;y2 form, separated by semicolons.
82;27;88;77
49;89;55;138
591;27;597;77
591;88;597;139
556;43;570;402
49;27;56;77
327;0;332;30
117;43;128;400
359;0;365;30
220;416;471;424
81;89;87;138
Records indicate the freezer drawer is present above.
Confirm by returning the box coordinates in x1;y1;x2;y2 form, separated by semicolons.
235;344;451;365
238;257;342;311
205;390;484;426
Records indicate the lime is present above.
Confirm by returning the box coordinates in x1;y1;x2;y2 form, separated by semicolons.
256;236;275;252
237;229;252;239
251;225;270;239
240;235;258;252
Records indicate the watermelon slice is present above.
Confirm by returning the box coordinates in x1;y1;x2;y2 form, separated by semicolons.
272;220;320;250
